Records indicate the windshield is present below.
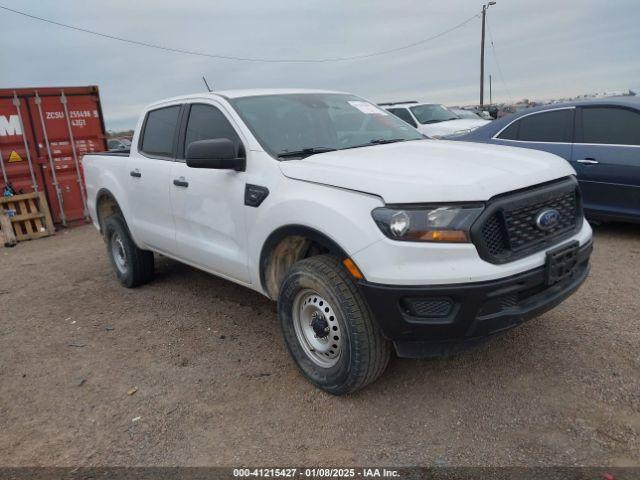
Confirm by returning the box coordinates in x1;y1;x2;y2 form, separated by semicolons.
230;93;423;158
410;104;459;124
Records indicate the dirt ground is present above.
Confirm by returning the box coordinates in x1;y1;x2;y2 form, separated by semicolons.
0;223;638;467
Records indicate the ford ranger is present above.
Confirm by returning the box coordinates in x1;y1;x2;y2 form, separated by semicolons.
83;89;593;395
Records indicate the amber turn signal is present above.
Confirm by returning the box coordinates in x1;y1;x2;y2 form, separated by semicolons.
410;230;469;242
343;258;364;280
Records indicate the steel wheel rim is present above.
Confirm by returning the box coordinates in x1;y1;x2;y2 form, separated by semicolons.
110;232;127;274
292;289;343;368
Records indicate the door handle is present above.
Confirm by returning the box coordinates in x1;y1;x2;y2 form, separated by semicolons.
173;177;189;188
576;159;599;165
130;169;142;178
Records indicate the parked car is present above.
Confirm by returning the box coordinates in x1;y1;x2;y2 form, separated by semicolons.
380;101;489;138
450;108;492;121
83;89;592;394
107;138;132;152
453;97;640;223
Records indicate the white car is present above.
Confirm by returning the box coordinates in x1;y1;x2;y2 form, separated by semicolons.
382;101;490;138
83;89;592;394
107;138;132;152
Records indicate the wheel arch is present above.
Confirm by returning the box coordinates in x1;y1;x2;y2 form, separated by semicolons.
259;224;350;299
95;188;124;233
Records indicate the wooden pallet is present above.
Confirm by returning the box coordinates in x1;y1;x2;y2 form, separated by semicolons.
0;192;55;245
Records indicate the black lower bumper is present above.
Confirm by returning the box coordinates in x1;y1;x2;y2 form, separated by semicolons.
358;241;592;358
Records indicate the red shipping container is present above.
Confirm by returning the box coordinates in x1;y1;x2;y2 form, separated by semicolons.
0;86;107;225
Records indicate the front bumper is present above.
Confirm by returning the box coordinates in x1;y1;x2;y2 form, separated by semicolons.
358;241;592;358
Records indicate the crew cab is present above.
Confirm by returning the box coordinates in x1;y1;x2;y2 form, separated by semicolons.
83;89;593;394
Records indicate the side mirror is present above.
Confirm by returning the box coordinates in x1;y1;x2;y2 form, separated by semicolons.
186;138;246;171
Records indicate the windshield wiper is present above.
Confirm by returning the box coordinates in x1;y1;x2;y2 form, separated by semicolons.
277;147;337;159
342;138;409;150
368;138;406;145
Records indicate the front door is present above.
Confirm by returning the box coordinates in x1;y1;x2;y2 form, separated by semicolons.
170;103;250;283
127;104;181;254
571;106;640;219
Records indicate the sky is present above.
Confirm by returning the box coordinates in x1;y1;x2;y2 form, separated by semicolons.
1;0;638;131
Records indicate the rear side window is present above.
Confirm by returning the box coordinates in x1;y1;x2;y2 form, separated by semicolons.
580;107;640;146
497;121;519;140
498;109;573;143
140;106;181;157
388;108;417;127
184;104;241;153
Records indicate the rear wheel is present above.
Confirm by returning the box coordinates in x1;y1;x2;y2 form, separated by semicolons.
103;215;154;288
278;255;390;395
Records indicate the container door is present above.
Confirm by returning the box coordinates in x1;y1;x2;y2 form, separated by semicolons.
0;95;42;196
27;92;105;224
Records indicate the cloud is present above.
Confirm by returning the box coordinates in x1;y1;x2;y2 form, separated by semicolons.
2;0;638;130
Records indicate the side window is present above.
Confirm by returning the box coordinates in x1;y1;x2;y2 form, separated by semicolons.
498;110;573;142
184;104;242;155
140;106;181;157
388;108;417;127
497;121;519;140
580;107;640;146
516;110;573;143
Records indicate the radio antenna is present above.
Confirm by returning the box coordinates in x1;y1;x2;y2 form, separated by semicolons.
202;76;213;92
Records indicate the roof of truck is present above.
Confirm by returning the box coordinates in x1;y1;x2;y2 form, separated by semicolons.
216;88;347;98
146;88;349;108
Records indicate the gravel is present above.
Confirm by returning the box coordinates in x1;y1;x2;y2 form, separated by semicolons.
0;223;638;466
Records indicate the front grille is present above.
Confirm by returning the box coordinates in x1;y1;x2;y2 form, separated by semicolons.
473;178;582;264
504;190;577;251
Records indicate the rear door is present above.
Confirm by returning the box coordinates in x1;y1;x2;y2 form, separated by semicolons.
170;102;250;283
571;105;640;219
492;107;575;160
127;104;181;254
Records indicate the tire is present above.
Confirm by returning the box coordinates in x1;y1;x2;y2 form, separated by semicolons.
103;214;154;288
278;254;390;395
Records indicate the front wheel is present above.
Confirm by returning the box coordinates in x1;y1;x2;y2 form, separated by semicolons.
278;255;390;395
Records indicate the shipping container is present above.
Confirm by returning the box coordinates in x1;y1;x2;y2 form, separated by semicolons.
0;86;107;225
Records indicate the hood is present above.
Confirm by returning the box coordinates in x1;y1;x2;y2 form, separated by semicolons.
418;118;490;138
278;139;575;204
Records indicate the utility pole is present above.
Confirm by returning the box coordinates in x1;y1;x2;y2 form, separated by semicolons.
480;2;496;107
489;74;492;105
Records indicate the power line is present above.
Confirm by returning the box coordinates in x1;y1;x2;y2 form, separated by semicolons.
485;15;513;103
0;4;480;63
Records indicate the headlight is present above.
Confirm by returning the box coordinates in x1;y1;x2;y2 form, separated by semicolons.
371;205;484;242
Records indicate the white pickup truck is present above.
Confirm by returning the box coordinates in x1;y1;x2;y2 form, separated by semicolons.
83;89;593;394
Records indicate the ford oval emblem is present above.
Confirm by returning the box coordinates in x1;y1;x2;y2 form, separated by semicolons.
535;209;561;231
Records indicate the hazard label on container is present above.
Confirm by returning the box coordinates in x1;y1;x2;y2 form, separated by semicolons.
8;150;23;162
